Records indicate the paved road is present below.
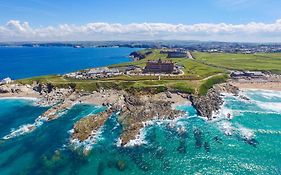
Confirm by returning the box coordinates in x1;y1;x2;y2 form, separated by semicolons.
187;51;194;59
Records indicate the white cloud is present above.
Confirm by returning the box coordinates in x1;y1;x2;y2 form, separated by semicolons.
1;19;281;42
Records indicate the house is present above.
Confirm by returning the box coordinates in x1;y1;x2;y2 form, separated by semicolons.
0;77;12;85
230;71;265;79
143;59;174;74
167;51;187;58
160;49;187;58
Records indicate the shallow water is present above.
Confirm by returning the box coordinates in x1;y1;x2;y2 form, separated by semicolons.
0;89;281;175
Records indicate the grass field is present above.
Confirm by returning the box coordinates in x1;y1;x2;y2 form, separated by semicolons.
111;50;225;79
193;52;281;74
17;75;200;94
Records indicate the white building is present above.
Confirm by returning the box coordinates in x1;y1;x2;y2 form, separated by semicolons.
0;77;12;85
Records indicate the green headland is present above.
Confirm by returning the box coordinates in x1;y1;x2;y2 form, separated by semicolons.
16;49;281;95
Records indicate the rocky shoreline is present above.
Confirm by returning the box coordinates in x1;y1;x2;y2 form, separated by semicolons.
0;81;243;148
189;83;240;120
72;92;186;147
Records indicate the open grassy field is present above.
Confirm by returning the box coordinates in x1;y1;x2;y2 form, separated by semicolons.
193;52;281;74
111;49;225;79
17;74;200;94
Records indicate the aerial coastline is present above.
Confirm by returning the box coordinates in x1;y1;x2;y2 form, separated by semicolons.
1;46;281;174
2;0;281;173
1;48;280;151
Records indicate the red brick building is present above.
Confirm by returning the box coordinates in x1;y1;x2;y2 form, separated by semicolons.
143;59;174;73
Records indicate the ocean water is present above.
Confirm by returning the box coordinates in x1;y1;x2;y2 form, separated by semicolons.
0;47;140;80
0;89;281;175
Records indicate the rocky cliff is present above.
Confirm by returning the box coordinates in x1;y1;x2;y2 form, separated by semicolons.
189;83;239;120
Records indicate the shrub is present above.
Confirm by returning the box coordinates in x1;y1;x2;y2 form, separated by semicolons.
199;74;228;95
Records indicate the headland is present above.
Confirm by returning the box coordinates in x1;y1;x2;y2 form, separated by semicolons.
1;48;281;151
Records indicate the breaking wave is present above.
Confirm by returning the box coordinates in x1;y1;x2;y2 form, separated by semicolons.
69;128;104;154
254;101;281;113
3;116;48;140
117;128;148;147
246;89;281;99
3;109;68;140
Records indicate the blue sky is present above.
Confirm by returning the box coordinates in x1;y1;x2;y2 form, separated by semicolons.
0;0;281;42
1;0;280;26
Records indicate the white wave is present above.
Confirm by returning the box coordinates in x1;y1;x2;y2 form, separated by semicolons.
246;89;281;99
176;125;187;135
121;128;148;147
256;129;281;135
115;114;192;148
0;97;39;101
69;128;104;154
237;125;255;140
3;115;47;140
254;101;281;113
212;102;233;120
217;121;234;136
233;109;280;115
216;121;256;141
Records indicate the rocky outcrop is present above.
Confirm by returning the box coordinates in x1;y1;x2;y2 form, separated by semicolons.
129;51;152;61
0;84;33;94
71;92;185;146
0;86;10;93
72;110;111;141
215;83;239;96
189;88;223;120
118;94;183;146
33;83;54;94
190;83;239;120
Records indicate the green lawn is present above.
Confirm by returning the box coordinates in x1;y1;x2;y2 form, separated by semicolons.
111;49;225;79
193;52;281;74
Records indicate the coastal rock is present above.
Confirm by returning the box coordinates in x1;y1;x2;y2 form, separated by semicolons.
190;83;239;120
0;86;10;93
215;83;239;96
0;83;36;94
72;110;111;141
71;92;186;147
190;88;223;120
129;51;152;60
118;94;184;146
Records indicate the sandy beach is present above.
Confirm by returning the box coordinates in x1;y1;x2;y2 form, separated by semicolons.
230;81;281;91
0;92;40;99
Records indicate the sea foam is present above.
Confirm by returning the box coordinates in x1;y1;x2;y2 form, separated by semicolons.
3;115;48;140
254;101;281;113
69;128;104;154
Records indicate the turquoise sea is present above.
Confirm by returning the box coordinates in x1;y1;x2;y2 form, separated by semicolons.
0;89;281;175
0;47;140;80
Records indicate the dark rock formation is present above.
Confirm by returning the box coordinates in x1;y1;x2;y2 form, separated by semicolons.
189;88;223;120
0;86;9;93
72;110;111;141
194;128;203;148
190;83;239;120
129;51;152;60
71;92;184;147
33;83;54;94
118;94;183;146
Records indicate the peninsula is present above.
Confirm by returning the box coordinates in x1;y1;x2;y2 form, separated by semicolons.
1;48;281;150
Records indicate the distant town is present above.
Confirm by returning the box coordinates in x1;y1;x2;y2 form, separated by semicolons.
1;40;281;53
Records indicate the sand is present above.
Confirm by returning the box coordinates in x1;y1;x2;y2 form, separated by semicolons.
230;81;281;91
0;91;40;99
